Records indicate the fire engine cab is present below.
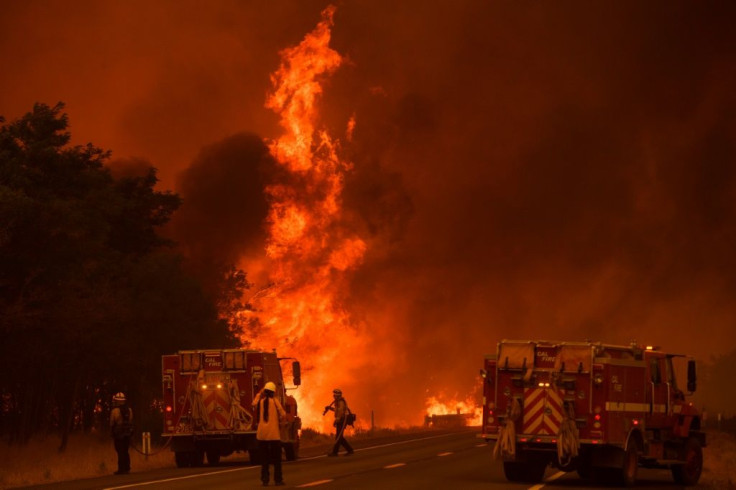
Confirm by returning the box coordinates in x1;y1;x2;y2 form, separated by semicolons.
481;340;705;486
162;349;301;467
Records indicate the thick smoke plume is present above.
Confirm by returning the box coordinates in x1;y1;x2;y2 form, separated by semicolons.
3;1;736;421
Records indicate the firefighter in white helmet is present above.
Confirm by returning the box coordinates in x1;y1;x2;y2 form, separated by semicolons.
252;381;285;486
110;392;133;475
324;388;354;456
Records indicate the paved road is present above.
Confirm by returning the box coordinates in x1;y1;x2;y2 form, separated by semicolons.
24;428;689;489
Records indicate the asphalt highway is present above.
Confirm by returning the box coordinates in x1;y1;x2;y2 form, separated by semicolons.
24;428;689;489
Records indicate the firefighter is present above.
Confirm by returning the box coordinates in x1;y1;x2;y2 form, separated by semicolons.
110;392;133;475
253;381;285;486
325;388;354;456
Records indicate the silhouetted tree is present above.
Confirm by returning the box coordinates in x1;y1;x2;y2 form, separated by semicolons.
0;103;238;448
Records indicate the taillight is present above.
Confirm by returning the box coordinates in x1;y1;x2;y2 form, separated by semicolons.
165;405;172;413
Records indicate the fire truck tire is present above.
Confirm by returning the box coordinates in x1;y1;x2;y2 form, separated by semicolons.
671;437;703;486
174;451;190;468
577;462;592;480
503;461;546;483
284;441;299;461
248;448;262;464
206;450;221;466
619;439;639;487
192;450;205;467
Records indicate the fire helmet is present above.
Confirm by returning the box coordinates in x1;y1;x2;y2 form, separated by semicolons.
113;392;126;405
264;382;276;392
333;388;342;396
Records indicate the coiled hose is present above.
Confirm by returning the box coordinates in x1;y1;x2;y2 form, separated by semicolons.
493;397;521;460
557;402;580;466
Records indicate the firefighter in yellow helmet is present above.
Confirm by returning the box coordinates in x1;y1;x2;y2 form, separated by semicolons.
252;381;285;486
324;388;354;456
110;392;133;475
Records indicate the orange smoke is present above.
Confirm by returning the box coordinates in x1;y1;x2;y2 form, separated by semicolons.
245;5;367;430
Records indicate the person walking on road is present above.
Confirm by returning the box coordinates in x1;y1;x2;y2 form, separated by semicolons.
110;392;133;475
324;388;354;456
253;381;286;486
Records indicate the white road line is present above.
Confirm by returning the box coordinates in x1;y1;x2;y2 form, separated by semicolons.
105;432;465;489
437;451;453;457
383;463;407;469
354;431;465;452
475;443;488;447
528;470;566;490
297;479;334;487
297;431;462;462
103;466;257;489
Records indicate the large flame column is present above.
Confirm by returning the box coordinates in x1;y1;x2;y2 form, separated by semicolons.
250;5;367;430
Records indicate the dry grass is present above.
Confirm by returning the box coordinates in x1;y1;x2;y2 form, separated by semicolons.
0;432;174;489
701;430;736;489
2;427;734;489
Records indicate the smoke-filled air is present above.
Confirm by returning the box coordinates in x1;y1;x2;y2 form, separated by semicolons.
3;0;736;428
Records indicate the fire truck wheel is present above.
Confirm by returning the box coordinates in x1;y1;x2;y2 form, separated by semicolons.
192;450;205;467
248;448;262;464
576;463;592;480
206;450;221;466
174;451;191;468
503;461;546;483
619;439;639;487
671;437;703;486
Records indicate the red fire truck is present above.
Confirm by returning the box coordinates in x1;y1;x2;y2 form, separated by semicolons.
481;340;705;486
162;348;301;467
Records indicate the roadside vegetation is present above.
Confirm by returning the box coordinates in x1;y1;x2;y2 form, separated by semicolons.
0;104;247;452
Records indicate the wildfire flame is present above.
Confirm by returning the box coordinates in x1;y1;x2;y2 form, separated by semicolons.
246;5;367;430
245;5;479;431
425;395;482;426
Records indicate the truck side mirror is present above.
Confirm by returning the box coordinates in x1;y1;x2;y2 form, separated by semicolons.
292;361;301;386
687;359;696;393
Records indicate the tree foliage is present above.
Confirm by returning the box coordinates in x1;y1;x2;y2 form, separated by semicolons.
0;103;239;447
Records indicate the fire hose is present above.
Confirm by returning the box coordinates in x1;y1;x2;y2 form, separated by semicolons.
129;435;173;456
227;378;254;430
188;370;210;429
493;397;521;460
557;402;580;466
323;399;350;440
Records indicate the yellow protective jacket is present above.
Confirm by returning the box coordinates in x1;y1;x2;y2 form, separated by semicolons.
253;393;284;441
333;398;348;423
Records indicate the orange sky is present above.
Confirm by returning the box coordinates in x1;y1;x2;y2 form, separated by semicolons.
3;0;736;424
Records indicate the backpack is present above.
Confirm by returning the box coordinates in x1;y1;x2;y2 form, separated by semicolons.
343;399;356;426
113;405;134;438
